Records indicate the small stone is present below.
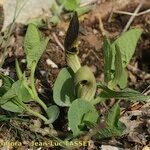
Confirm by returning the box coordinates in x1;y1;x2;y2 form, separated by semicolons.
32;119;42;128
67;127;71;131
38;87;44;93
40;70;46;76
4;68;10;75
142;146;150;150
93;29;98;34
21;59;26;63
101;145;124;150
82;53;87;59
59;31;65;36
46;59;58;68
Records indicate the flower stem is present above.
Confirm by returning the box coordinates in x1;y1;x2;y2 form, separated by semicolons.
18;101;48;122
30;61;48;111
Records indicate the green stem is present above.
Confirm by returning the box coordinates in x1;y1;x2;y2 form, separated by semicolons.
30;62;48;111
92;97;105;105
18;101;48;122
66;53;81;73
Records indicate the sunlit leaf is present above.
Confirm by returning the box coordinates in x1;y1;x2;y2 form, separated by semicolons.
111;28;143;69
24;24;49;69
60;0;80;11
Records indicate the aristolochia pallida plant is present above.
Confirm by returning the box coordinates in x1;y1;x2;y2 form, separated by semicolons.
0;11;149;147
53;12;149;138
0;24;60;125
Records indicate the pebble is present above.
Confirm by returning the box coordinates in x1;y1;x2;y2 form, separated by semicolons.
38;87;44;93
40;70;46;76
59;31;65;36
4;68;10;75
21;59;26;63
93;29;98;34
46;59;58;68
101;145;124;150
142;146;150;150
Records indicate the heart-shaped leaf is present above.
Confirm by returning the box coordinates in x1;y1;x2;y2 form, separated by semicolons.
68;98;99;136
53;68;76;107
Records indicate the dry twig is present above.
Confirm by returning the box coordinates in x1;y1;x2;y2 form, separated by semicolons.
127;64;150;80
52;32;64;51
114;9;150;16
123;0;144;32
80;0;98;7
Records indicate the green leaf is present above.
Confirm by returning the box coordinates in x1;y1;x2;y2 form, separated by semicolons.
50;15;60;25
68;98;99;136
21;74;34;100
1;100;23;113
51;0;61;16
53;68;76;107
103;36;113;83
60;0;79;11
46;105;60;124
24;23;49;69
97;122;125;138
0;80;32;105
18;81;32;103
118;69;128;89
0;80;21;105
82;110;99;128
0;115;11;122
15;59;23;80
97;82;149;101
0;73;14;95
97;102;125;138
27;17;45;28
111;28;143;69
76;5;92;16
107;102;120;127
108;44;123;88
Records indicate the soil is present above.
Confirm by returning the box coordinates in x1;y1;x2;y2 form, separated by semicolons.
0;1;150;150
